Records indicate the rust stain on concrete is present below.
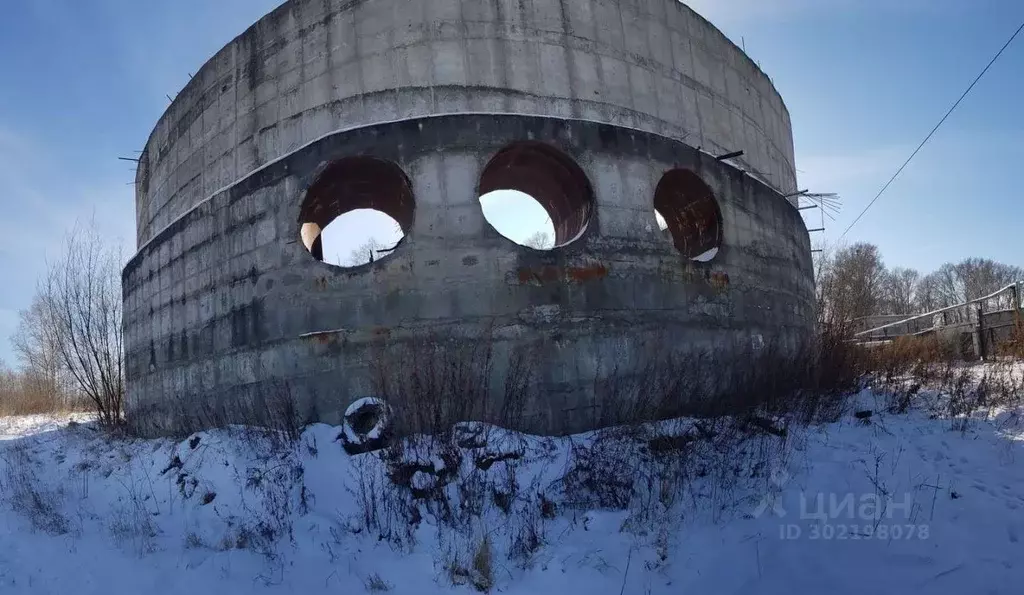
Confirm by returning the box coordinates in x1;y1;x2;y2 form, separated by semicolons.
567;264;609;283
307;333;337;345
710;271;730;291
517;263;609;285
676;265;730;293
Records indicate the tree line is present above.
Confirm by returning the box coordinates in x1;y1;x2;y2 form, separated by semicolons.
816;242;1023;331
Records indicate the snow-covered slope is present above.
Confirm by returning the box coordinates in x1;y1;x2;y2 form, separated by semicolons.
1;386;1022;594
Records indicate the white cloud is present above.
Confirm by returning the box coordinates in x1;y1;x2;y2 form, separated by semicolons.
684;0;827;23
796;145;913;191
0;123;135;362
0;308;17;366
683;0;944;26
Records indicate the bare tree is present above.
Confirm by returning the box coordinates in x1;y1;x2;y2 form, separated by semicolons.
345;237;390;266
914;273;943;313
341;220;404;266
817;241;1022;332
915;258;1023;311
523;231;553;250
880;267;919;315
0;361;17;413
954;258;1022;300
11;294;70;406
815;242;886;331
39;223;124;426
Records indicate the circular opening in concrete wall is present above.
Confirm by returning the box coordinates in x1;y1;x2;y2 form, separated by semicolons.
478;142;593;250
299;156;414;267
653;169;722;262
479;190;556;250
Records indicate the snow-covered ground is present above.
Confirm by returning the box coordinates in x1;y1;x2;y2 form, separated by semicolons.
1;382;1023;594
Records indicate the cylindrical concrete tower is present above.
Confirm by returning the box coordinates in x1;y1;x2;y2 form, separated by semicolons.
123;0;814;435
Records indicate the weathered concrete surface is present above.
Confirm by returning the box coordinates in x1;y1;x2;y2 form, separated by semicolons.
124;114;813;434
135;0;797;247
124;0;813;436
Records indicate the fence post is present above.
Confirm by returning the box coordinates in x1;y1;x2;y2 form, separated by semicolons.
972;304;985;361
1015;282;1023;335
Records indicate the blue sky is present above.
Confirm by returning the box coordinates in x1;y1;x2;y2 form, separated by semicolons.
1;0;1022;364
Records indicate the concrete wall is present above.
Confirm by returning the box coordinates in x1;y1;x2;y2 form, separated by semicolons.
134;0;797;247
123;114;814;435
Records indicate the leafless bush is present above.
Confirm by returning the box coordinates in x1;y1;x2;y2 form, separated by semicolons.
507;508;545;566
346;452;418;548
209;452;307;573
591;329;859;433
996;315;1024;359
470;534;495;592
552;413;792;532
867;335;958;385
36;223;124;427
364;573;393;592
939;361;1023;433
371;329;536;437
127;378;302;446
129;384;308;559
350;324;864;551
443;532;496;593
109;498;158;554
946;367;979;433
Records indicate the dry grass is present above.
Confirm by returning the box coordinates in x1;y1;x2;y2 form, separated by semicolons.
866;335;958;382
364;573;393;592
370;328;535;437
470;535;494;592
862;327;1023;430
345;325;1019;590
0;370;90;417
0;442;73;535
996;314;1024;359
125;378;302;442
0;391;67;417
367;324;865;445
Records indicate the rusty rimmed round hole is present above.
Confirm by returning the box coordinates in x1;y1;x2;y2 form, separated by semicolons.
478;141;594;250
299;156;413;267
653;169;722;262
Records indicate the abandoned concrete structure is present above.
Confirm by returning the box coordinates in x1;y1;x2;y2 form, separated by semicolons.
123;0;814;435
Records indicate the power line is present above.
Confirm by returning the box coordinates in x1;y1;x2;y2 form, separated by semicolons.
839;18;1024;240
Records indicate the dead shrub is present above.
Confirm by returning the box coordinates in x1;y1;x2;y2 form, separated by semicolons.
126;377;302;446
371;328;535;437
996;314;1024;359
588;324;864;434
470;535;494;592
443;532;497;592
364;573;393;592
868;335;958;384
346;452;418;548
109;500;158;555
